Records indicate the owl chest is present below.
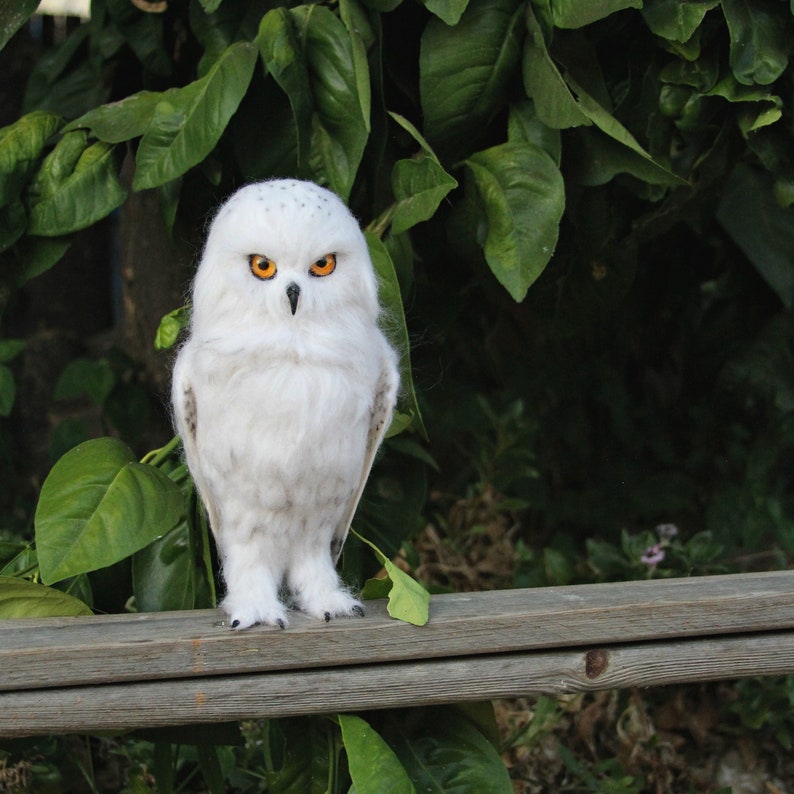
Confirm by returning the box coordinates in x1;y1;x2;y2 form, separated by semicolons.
194;355;372;479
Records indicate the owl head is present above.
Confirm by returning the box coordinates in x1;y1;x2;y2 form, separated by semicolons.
190;180;380;336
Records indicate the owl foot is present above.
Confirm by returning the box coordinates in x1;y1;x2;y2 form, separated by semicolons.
297;588;364;622
222;594;289;631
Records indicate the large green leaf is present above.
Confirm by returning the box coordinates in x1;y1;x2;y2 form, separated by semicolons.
0;577;93;619
0;111;63;207
35;437;184;585
549;0;641;28
383;707;513;793
388;113;458;235
64;91;163;143
465;142;565;301
133;41;257;190
27;131;127;236
257;8;314;168
365;232;426;438
722;0;791;86
0;0;39;51
642;0;719;41
257;5;369;200
300;5;369;199
716;164;794;310
420;0;523;153
522;6;590;129
339;714;415;794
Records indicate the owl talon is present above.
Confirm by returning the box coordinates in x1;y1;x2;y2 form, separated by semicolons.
324;611;331;622
231;619;240;629
277;619;286;630
352;605;365;618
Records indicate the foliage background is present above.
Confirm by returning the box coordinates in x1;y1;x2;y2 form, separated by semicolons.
1;0;794;790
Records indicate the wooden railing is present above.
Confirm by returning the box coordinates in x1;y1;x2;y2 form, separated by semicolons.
3;570;794;738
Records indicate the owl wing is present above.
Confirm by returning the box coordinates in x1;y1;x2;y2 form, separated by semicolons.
171;351;221;536
331;354;400;564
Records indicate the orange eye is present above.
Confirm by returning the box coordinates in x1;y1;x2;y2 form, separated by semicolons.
309;253;336;277
249;254;277;280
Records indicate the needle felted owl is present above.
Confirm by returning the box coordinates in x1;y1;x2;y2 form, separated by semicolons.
171;179;399;630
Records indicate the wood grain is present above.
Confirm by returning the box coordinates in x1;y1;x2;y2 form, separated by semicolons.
2;571;794;691
2;571;794;737
3;632;794;737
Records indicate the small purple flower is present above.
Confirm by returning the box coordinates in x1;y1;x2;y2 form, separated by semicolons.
641;543;665;566
656;523;679;540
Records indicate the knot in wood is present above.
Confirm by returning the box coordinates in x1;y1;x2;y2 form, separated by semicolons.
585;648;609;679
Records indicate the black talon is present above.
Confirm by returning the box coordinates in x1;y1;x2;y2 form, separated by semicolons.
277;619;286;630
324;611;331;623
231;619;240;629
352;605;365;618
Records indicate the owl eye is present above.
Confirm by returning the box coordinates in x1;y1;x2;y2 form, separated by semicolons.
309;253;336;277
249;254;277;280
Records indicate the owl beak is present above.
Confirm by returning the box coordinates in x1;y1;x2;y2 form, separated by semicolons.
286;282;300;315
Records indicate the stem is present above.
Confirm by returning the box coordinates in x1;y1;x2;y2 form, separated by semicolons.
141;435;181;467
365;203;397;239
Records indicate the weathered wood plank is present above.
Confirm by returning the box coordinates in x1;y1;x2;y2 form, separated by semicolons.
2;571;794;691
3;631;794;737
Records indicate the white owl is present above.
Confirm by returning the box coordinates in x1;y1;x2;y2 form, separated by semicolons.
171;179;399;630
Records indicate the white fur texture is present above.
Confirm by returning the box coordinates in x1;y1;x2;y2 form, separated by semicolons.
172;179;399;629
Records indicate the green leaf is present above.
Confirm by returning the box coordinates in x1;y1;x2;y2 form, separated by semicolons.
360;574;392;599
522;6;590;129
722;0;791;86
64;91;163;143
565;75;687;186
716;164;794;310
0;199;26;254
299;5;369;200
353;529;429;626
388;112;458;235
507;100;561;165
641;0;719;42
549;0;642;28
257;8;314;168
422;0;470;25
0;365;14;417
0;0;39;51
155;305;191;350
54;358;116;405
133;41;257;190
339;0;372;132
257;6;369;200
383;706;513;793
35;437;184;584
16;236;72;282
339;714;415;794
0;339;24;363
365;232;426;438
133;518;212;612
420;0;523;153
0;111;63;207
465;142;565;301
27;133;127;236
0;577;93;619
